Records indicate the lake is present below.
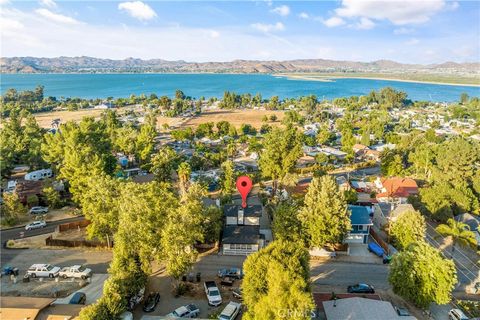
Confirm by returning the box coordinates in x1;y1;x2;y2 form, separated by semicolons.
1;73;479;102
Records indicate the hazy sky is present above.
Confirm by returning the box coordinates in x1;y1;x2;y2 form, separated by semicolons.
1;0;479;63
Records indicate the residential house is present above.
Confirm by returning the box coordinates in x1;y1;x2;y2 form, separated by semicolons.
335;176;351;192
375;177;418;204
345;205;373;244
373;203;415;229
322;297;416;320
222;200;266;255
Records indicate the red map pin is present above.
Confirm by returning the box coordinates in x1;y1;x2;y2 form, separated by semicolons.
236;176;252;208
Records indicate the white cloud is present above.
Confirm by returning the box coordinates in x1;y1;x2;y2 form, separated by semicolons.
39;0;56;8
447;1;459;10
0;0;11;5
118;1;157;21
322;16;345;28
251;22;285;33
405;38;420;45
299;12;309;19
335;0;445;25
393;27;414;35
271;5;290;17
356;17;375;30
209;30;220;38
35;8;80;24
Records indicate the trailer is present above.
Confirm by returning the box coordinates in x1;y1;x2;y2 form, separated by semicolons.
24;169;53;181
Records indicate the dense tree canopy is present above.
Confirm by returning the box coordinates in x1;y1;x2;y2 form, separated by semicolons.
389;242;457;308
389;210;426;250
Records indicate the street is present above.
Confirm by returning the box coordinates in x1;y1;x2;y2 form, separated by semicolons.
0;216;86;241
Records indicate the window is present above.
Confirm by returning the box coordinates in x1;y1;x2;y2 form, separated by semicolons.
358;225;364;230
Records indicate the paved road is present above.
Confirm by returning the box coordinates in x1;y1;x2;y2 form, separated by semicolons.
0;216;85;241
310;260;390;290
424;220;480;292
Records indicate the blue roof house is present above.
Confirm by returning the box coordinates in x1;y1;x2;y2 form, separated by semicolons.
345;205;373;244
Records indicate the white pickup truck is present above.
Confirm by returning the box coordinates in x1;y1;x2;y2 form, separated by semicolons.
204;281;222;306
59;265;92;279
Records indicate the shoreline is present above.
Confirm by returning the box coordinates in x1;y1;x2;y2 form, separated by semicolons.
279;74;480;87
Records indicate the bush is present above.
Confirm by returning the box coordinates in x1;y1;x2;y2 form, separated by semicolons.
27;195;39;207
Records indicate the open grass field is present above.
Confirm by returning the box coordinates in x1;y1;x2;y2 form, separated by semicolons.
280;72;480;86
158;109;286;129
33;106;139;128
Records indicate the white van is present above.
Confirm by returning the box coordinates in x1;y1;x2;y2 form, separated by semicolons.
24;169;53;181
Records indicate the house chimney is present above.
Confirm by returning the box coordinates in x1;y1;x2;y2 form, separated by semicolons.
238;208;244;225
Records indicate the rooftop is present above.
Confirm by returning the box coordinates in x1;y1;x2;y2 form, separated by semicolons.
224;204;262;218
348;205;373;226
222;225;261;244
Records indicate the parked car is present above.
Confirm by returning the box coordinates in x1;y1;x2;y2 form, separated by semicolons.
29;206;49;215
448;309;469;320
232;288;242;300
395;307;411;316
26;264;60;278
69;292;86;305
25;220;46;231
218;268;243;279
204;281;222;306
59;265;92;279
218;301;241;320
347;283;375;294
142;292;160;313
166;304;200;318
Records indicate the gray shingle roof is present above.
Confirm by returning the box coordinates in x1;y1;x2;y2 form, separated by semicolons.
222;225;261;244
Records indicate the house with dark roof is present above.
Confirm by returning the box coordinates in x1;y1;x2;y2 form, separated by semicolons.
345;205;373;244
221;202;265;255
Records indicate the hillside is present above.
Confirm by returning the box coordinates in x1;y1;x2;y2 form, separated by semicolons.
1;56;479;75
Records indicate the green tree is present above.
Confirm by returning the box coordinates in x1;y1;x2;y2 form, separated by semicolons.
259;126;302;194
220;160;235;199
389;242;457;308
389;210;426;250
272;201;305;244
343;189;358;204
150;146;178;182
269;114;278;122
298;176;351;248
242;240;314;320
177;162;191;196
1;192;27;226
161;183;204;289
436;218;477;255
43;186;63;209
135;123;157;165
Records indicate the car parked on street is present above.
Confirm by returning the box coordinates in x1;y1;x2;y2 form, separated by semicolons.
218;301;241;320
26;264;60;278
25;220;46;231
448;309;469;320
347;283;375;294
218;268;243;279
29;206;49;215
69;292;86;305
142;292;160;313
166;304;200;318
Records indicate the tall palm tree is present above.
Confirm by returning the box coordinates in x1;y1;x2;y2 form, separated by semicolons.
177;162;191;197
436;218;477;256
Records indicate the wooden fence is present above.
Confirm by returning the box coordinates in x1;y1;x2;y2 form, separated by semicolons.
57;219;90;232
45;235;108;248
369;227;390;253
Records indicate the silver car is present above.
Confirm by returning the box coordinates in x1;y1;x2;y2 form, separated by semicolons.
29;206;49;215
25;220;46;230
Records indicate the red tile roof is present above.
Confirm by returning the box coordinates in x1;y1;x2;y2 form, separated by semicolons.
377;177;418;199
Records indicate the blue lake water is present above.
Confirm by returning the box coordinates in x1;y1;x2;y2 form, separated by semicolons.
1;73;479;102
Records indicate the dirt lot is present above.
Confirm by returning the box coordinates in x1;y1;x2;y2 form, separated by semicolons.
1;274;88;298
157;109;286;129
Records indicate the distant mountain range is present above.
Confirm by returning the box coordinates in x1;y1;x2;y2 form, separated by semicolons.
1;56;479;74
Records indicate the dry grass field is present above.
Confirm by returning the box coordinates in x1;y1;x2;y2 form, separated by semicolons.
33;108;286;129
158;109;286;129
